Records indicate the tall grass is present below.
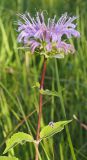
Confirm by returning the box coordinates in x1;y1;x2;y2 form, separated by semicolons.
0;0;87;159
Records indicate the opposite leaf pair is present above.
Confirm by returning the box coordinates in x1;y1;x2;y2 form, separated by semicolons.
3;120;71;155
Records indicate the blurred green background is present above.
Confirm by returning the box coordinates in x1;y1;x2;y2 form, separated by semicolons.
0;0;87;160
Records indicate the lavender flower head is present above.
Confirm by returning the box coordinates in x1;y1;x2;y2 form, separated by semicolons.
17;12;80;58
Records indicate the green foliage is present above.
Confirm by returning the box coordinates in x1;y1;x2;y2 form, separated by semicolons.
3;132;34;154
40;89;60;97
0;157;19;160
32;82;40;88
40;120;72;139
0;0;87;160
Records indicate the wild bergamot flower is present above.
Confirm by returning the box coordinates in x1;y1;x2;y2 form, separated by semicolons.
17;12;80;58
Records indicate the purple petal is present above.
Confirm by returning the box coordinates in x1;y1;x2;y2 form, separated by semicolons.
46;43;52;52
29;40;40;53
17;12;80;55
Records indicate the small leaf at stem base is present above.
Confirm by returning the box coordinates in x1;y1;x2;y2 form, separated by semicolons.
0;156;19;160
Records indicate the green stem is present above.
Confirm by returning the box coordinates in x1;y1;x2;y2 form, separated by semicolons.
55;59;76;160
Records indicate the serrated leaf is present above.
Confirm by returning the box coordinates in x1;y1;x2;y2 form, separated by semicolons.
3;132;34;154
40;120;72;139
40;89;60;97
0;156;19;160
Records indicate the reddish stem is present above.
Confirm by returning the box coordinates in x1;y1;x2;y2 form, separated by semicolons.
35;57;47;160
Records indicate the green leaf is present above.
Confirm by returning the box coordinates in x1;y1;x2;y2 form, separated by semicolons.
3;132;34;154
40;120;72;139
40;89;60;97
0;156;19;160
32;82;40;88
